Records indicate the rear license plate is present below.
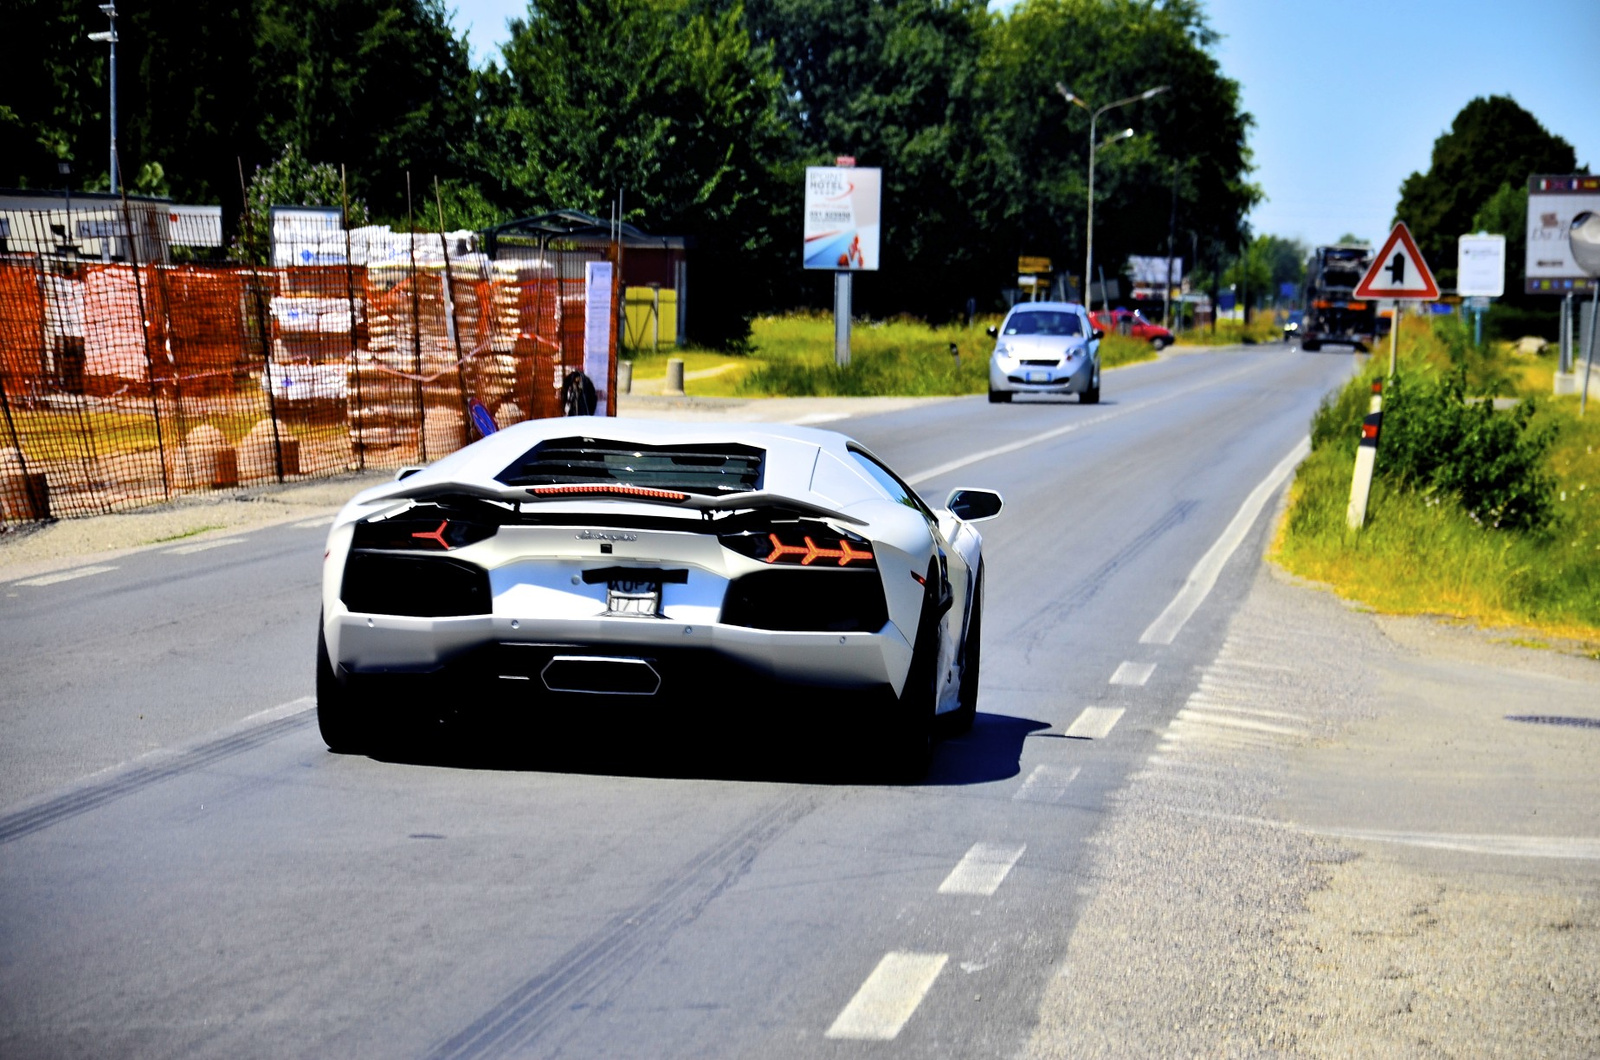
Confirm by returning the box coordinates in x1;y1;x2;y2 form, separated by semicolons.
606;578;663;617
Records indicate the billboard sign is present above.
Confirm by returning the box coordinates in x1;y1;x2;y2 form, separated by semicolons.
1457;234;1505;297
1127;256;1182;286
1525;175;1600;294
803;167;881;271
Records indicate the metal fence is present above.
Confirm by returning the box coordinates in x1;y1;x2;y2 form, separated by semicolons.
0;207;618;527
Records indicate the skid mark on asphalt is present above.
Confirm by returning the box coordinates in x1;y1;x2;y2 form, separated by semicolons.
826;952;949;1040
0;697;315;845
1064;707;1124;740
938;842;1027;896
1013;765;1081;804
1110;661;1155;686
427;792;823;1060
14;564;118;587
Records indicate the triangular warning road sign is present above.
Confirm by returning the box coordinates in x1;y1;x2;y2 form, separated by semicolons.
1355;222;1440;300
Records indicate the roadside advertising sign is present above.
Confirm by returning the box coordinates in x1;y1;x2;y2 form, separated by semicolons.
1527;175;1600;294
1457;234;1506;297
1354;222;1439;301
1127;256;1182;286
803;167;882;271
1018;256;1052;274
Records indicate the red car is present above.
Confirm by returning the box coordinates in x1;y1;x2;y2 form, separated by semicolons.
1089;308;1174;350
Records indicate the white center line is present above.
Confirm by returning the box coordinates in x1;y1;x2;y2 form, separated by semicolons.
1064;706;1125;740
1139;436;1310;646
938;842;1027;896
825;952;949;1040
15;565;118;587
1013;764;1081;803
1110;661;1156;686
164;537;247;555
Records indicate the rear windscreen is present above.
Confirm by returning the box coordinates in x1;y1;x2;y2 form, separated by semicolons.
497;437;765;495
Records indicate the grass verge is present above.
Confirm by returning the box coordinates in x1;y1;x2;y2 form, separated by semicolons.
1274;315;1600;648
622;312;1158;398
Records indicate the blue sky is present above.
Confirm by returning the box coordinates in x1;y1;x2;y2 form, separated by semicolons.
448;0;1600;250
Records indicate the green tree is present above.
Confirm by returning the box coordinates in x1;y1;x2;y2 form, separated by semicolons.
977;0;1258;314
745;0;992;318
478;0;795;346
1395;95;1580;291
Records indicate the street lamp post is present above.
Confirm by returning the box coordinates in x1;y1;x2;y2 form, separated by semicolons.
88;3;119;193
1055;83;1167;312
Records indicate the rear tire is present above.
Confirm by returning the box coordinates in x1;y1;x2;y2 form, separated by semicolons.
317;619;369;754
1301;340;1321;352
941;564;982;736
1150;337;1168;351
882;589;940;781
988;387;1012;404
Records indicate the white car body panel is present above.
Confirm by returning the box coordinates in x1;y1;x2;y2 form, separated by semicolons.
320;417;992;717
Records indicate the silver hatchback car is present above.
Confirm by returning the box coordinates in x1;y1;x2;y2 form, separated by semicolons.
987;301;1103;404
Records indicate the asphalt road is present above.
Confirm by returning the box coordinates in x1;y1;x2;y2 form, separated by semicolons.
0;344;1354;1059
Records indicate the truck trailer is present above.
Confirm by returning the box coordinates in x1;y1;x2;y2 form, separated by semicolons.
1300;245;1376;351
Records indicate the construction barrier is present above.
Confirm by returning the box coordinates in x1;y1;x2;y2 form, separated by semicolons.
0;209;618;527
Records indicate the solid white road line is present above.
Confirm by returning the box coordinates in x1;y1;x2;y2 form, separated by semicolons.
15;565;118;587
938;842;1027;897
291;517;335;529
1109;661;1156;686
1139;436;1311;646
1013;764;1081;803
904;361;1263;486
825;952;949;1040
163;537;247;555
1304;827;1600;860
1064;706;1125;740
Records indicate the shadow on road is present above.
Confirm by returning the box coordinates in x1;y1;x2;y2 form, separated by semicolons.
360;708;1046;788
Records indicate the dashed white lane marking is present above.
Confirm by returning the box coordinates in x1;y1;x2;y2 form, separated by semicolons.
291;517;335;529
15;565;119;587
163;537;247;555
1185;698;1309;723
825;952;949;1040
1110;661;1156;686
1013;765;1081;803
1139;437;1310;645
1175;709;1304;737
904;361;1263;485
1208;658;1294;673
1064;706;1125;740
938;842;1027;896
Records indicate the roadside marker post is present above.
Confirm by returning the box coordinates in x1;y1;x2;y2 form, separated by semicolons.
1347;380;1383;529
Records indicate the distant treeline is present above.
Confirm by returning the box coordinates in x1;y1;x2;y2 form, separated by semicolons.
4;0;1257;345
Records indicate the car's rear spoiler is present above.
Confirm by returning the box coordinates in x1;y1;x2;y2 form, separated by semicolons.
369;481;870;526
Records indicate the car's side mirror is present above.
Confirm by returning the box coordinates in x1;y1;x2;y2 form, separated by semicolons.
945;487;1003;522
395;466;424;481
985;325;998;338
1091;329;1105;341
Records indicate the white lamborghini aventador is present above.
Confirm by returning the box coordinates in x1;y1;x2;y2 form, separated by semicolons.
317;417;1002;777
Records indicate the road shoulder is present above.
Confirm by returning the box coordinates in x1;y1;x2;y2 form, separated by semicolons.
1024;541;1600;1055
